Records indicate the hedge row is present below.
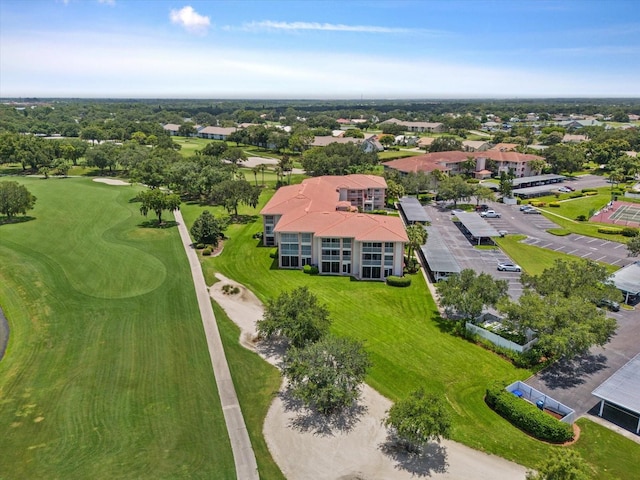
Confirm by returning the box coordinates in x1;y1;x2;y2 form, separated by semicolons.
549;202;560;207
581;188;597;193
485;385;574;443
585;191;598;196
598;227;622;235
622;227;639;237
386;275;411;287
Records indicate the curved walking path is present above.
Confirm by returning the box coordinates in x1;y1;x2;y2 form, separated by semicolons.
210;274;528;480
174;210;259;480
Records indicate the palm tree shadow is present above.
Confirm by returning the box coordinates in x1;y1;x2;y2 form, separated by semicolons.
379;436;449;477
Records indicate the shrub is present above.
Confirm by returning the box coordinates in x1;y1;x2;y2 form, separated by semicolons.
485;385;574;443
581;188;597;193
585;191;598;196
221;284;240;295
196;243;205;249
467;179;480;184
598;227;622;235
547;228;571;236
549;202;560;207
621;227;639;237
202;247;212;256
386;275;411;287
369;209;388;216
516;198;522;205
576;214;587;221
530;201;546;207
303;264;319;275
269;248;278;259
569;192;584;198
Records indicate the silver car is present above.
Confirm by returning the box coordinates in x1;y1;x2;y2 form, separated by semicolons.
497;262;522;272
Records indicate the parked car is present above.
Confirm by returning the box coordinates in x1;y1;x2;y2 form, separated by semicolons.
558;187;572;193
522;207;541;214
565;185;575;191
596;299;620;312
475;204;490;212
519;205;532;211
451;209;463;216
480;210;501;218
497;262;522;272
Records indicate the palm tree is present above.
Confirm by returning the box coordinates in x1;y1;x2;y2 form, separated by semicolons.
251;166;259;187
406;224;428;271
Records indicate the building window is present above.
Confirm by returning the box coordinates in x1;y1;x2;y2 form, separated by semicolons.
281;256;299;268
362;266;381;279
301;233;312;244
385;242;394;253
342;263;351;274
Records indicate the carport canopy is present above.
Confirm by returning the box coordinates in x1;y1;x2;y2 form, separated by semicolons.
512;174;566;187
455;211;500;244
592;353;640;434
609;261;640;303
398;196;431;223
513;184;561;198
420;225;461;277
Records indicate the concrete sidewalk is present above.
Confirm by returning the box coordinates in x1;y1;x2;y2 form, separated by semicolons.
174;209;259;480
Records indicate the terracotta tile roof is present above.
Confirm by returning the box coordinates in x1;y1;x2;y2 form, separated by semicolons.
383;150;543;173
199;126;236;135
489;143;519;152
261;175;407;242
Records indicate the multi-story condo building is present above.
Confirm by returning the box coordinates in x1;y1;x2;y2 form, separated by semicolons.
260;175;408;280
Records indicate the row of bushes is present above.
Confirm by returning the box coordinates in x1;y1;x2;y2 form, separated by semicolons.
598;227;622;235
622;227;640;237
302;264;319;275
386;275;411;287
485;385;574;443
549;202;560;207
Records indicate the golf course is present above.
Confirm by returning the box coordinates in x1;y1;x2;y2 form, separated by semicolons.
0;178;235;478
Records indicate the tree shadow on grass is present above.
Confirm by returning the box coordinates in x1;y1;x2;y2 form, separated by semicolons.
432;312;456;334
0;216;36;226
138;220;178;229
229;214;259;225
280;388;368;437
379;436;449;477
539;352;608;390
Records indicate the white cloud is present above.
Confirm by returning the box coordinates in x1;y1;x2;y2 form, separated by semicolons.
239;20;412;34
169;6;210;34
97;0;116;5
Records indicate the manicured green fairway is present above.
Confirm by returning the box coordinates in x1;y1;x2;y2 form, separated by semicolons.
0;178;235;479
182;188;640;477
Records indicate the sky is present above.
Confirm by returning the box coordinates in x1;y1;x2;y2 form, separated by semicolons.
1;0;639;99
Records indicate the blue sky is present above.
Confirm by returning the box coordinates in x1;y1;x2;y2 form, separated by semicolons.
1;0;639;98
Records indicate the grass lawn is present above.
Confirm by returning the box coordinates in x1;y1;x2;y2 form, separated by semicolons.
378;149;424;160
181;189;640;476
496;235;619;276
0;178;235;478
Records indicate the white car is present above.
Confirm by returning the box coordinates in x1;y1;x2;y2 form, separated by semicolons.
497;263;521;272
558;187;571;193
480;210;501;218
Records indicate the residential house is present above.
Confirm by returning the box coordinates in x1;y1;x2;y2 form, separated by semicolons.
562;134;587;144
198;126;237;140
418;137;436;149
383;150;544;179
162;123;181;136
489;143;519;152
462;140;491;152
362;137;384;153
260;175;407;280
380;118;445;133
310;136;361;147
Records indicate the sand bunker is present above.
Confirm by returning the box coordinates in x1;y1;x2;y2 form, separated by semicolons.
92;178;130;186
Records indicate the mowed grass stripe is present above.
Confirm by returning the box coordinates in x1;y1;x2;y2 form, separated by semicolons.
0;178;235;479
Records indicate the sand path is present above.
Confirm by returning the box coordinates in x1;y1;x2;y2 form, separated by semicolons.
210;274;528;480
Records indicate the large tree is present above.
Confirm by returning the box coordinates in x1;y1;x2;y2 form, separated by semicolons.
429;136;462;152
0;181;37;220
211;178;261;217
282;335;371;414
627;236;640;257
190;211;227;246
137;189;181;224
437;175;475;206
257;286;331;348
436;268;508;320
384;389;451;452
521;259;621;305
301;142;378;176
526;447;592;480
500;291;616;360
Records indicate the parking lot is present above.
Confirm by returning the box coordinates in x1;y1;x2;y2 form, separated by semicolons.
422;176;640;435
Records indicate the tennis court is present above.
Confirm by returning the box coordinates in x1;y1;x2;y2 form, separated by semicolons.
594;201;640;227
610;203;640;223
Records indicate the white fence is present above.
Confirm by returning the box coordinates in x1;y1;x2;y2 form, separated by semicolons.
466;314;538;353
506;381;576;424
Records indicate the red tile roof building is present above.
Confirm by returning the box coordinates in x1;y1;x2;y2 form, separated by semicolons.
382;150;544;179
260;175;408;280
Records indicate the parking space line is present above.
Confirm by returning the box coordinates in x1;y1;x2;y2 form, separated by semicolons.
574;236;584;241
595;256;607;262
540;243;553;248
568;249;578;254
614;244;625;249
581;252;593;258
587;238;599;243
599;242;609;247
554;246;566;251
